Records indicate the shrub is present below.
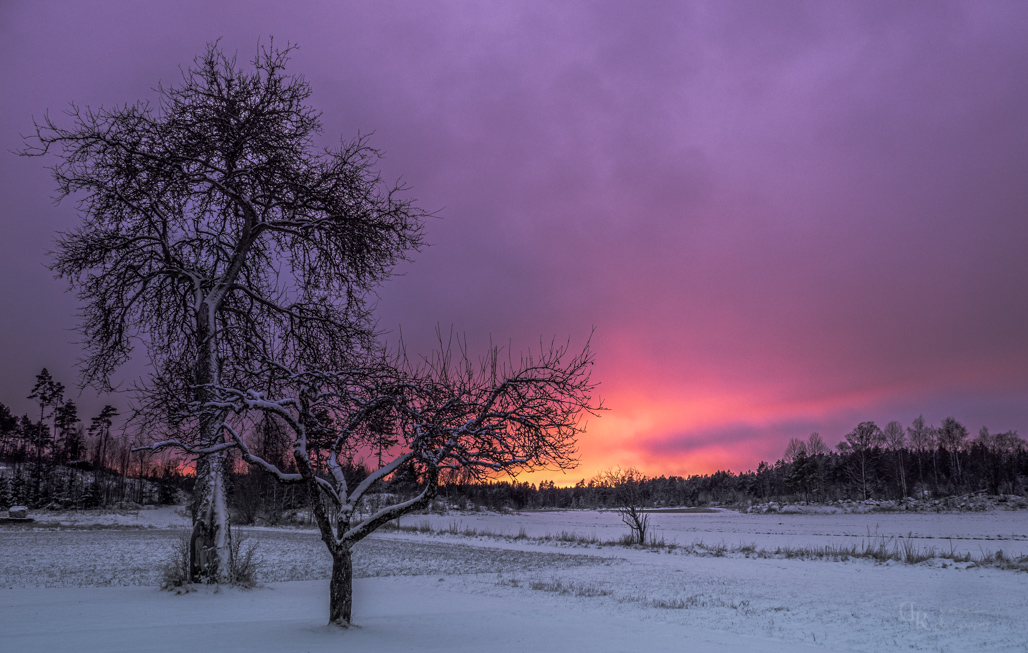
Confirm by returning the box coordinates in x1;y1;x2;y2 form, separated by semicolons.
160;534;192;592
161;531;261;590
228;534;261;588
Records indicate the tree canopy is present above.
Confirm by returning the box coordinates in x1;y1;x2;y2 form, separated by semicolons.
25;42;429;582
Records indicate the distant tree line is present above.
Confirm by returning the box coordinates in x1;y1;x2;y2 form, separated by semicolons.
3;369;1026;515
392;417;1028;512
0;368;183;509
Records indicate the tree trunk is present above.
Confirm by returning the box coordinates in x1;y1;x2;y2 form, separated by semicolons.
190;450;231;583
895;451;906;498
189;310;231;582
916;451;924;495
932;449;939;494
329;546;354;627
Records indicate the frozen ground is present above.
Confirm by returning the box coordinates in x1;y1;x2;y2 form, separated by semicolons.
401;508;1028;557
1;508;1026;652
0;527;604;588
25;505;193;530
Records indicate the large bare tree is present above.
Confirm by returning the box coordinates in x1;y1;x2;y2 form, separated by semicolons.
23;43;426;581
143;339;599;627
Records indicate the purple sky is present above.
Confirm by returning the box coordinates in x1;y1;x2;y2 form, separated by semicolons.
3;1;1028;482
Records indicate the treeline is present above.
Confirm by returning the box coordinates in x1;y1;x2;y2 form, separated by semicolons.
3;368;1027;515
220;415;1028;517
0;368;183;509
435;418;1028;511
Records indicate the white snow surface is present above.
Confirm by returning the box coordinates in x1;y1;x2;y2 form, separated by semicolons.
1;508;1026;652
401;508;1028;557
27;505;193;529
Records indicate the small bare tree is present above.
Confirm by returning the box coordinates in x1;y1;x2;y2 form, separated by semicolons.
24;43;426;581
141;339;599;627
599;467;649;545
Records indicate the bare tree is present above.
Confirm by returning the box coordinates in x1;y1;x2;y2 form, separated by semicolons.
597;467;650;545
805;432;828;502
938;417;968;489
783;437;807;463
141;339;599;627
993;430;1027;494
806;432;828;457
907;415;932;495
837;421;884;500
24;43;426;581
882;420;907;498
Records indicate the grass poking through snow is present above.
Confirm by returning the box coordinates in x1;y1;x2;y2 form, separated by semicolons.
383;519;1028;571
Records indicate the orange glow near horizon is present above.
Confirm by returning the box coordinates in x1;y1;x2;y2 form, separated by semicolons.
515;373;953;488
516;384;756;487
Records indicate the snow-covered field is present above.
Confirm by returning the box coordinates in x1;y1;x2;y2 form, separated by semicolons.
1;507;1026;652
401;507;1028;558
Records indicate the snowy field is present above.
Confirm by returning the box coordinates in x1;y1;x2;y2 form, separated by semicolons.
1;507;1027;652
401;507;1028;558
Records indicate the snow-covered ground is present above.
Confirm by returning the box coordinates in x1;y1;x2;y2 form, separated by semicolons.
399;508;1028;557
23;505;193;530
1;508;1026;651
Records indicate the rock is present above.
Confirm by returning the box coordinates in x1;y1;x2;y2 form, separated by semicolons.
8;506;28;519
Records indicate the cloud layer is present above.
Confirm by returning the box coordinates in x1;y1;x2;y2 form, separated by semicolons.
3;1;1027;481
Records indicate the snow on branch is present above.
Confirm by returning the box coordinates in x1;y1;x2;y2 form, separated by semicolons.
174;336;599;549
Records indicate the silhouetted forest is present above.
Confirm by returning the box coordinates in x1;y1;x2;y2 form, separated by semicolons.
2;368;1026;516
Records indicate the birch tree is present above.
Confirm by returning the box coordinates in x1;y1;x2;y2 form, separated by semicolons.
142;340;599;627
23;43;426;581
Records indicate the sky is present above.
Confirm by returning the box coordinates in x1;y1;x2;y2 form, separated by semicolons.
2;1;1028;484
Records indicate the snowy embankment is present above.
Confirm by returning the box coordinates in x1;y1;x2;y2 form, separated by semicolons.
2;508;1027;652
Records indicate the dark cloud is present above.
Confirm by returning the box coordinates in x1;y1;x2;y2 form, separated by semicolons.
3;1;1027;476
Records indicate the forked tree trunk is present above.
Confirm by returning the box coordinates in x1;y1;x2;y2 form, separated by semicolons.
329;546;354;627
